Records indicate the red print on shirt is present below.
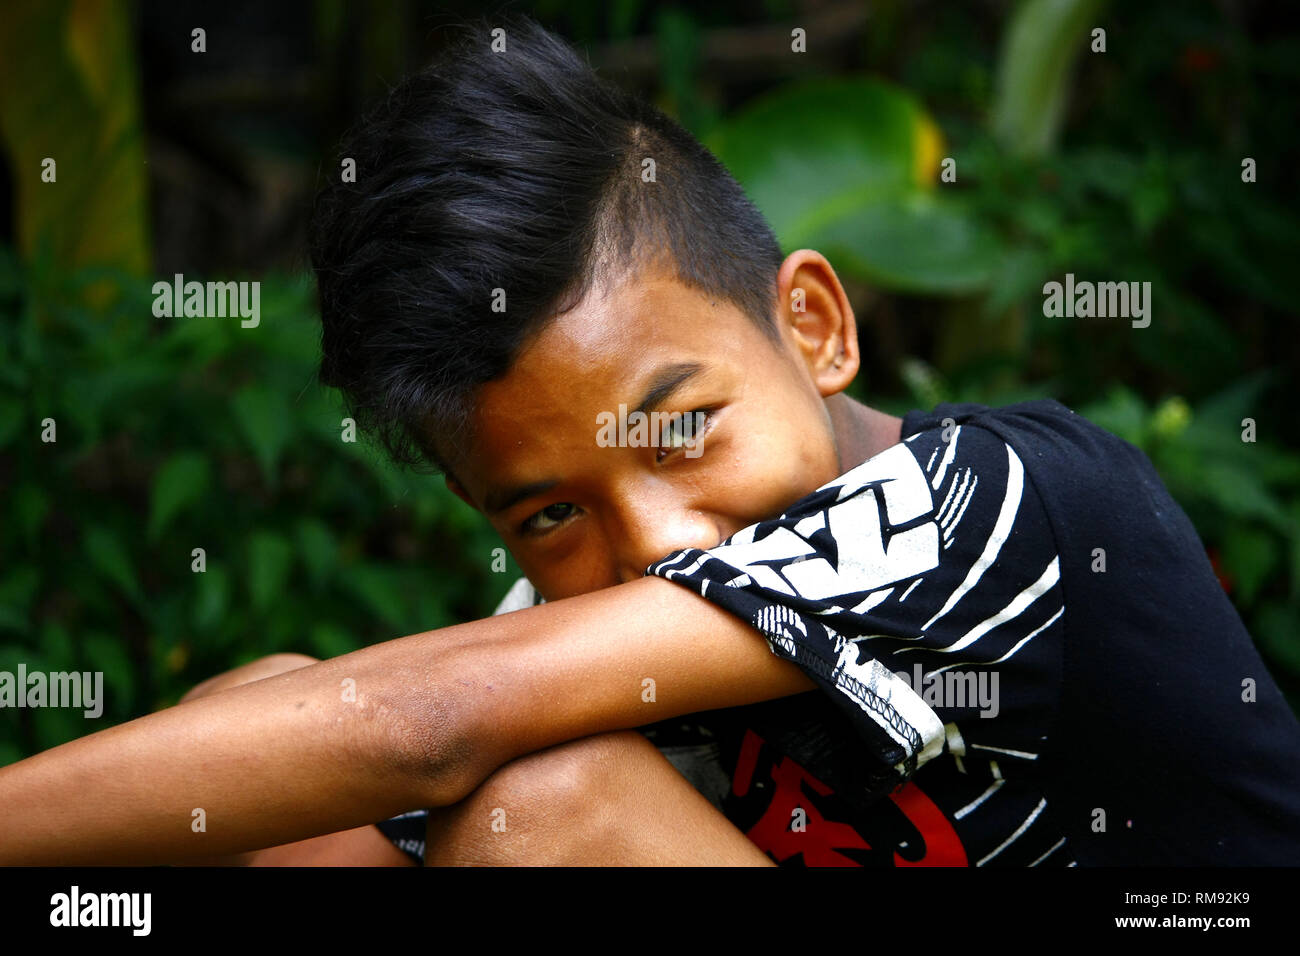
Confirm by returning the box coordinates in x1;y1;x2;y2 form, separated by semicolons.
733;728;968;867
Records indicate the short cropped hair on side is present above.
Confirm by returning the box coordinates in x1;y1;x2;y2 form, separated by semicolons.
309;16;785;473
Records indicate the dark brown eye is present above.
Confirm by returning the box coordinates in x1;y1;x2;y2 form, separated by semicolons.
657;410;712;461
522;502;576;534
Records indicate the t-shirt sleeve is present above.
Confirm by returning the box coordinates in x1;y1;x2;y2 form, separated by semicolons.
492;575;543;614
646;420;1066;796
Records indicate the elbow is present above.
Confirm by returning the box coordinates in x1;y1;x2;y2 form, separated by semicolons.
360;646;486;810
393;694;479;810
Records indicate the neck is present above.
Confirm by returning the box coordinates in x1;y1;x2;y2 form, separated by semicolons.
826;392;902;473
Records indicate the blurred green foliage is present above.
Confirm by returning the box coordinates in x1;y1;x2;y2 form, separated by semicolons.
708;77;1002;293
0;0;151;274
0;251;520;763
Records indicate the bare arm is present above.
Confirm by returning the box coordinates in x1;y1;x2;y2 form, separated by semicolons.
0;576;813;864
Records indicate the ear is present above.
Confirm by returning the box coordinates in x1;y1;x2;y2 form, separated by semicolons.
774;249;860;398
445;474;479;511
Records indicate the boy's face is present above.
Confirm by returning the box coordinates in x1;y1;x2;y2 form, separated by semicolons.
444;253;865;602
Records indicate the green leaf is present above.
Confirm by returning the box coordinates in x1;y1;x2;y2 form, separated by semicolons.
708;77;999;294
308;622;360;659
1290;500;1300;600
1253;601;1300;679
12;482;49;550
248;532;294;614
990;0;1108;158
232;384;291;485
1062;148;1141;201
40;620;75;671
655;6;702;128
32;706;89;752
295;518;337;592
710;77;932;245
338;563;409;632
193;565;230;632
149;452;212;539
899;358;950;410
983;244;1052;317
0;604;27;635
1192;374;1274;429
83;631;134;713
1220;527;1280;607
83;525;141;602
414;589;455;632
0;643;40;670
0;395;22;449
0;739;22;769
1198;463;1292;533
1079;387;1149;447
0;566;41;633
0;0;152;273
816;193;1003;293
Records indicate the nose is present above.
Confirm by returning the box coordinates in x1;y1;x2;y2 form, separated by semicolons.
612;485;725;585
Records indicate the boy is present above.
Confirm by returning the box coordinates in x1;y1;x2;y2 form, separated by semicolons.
2;18;1298;867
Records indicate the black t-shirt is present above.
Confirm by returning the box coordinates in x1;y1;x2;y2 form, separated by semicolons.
642;399;1300;866
380;400;1300;865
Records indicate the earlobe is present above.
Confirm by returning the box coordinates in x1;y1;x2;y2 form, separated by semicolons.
776;249;861;397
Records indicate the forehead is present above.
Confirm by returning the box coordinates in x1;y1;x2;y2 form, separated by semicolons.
456;268;768;489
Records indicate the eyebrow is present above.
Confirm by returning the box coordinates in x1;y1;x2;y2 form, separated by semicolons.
483;360;706;516
484;478;559;516
633;361;704;415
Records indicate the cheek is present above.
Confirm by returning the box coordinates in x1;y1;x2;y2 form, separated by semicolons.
753;388;838;478
774;432;837;504
514;535;617;602
707;421;835;524
751;361;838;473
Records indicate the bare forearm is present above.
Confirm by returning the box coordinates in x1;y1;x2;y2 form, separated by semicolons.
0;577;810;864
0;642;463;864
445;576;814;777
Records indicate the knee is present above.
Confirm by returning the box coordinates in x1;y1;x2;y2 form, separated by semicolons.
482;730;646;807
252;652;321;674
181;652;321;703
423;730;653;864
